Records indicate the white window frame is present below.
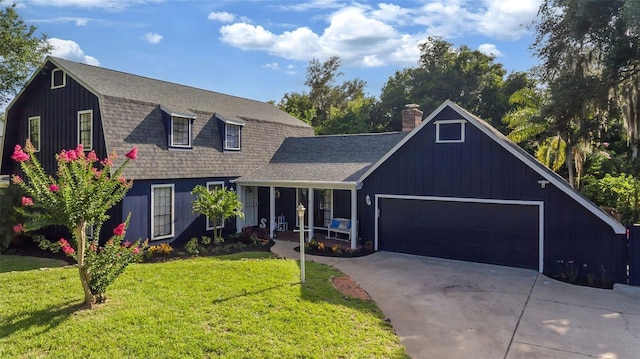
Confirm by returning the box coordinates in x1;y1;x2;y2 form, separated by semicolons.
28;116;41;152
224;123;242;150
77;110;93;150
151;184;175;240
435;119;466;143
206;181;225;230
170;116;192;148
51;68;66;89
85;224;94;240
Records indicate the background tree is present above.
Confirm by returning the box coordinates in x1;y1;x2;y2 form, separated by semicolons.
191;185;244;242
0;1;51;107
278;56;376;134
378;37;531;132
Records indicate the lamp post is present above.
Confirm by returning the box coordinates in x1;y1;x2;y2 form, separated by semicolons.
297;203;306;284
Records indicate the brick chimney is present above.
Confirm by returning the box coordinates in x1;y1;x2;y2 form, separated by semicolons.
401;104;423;132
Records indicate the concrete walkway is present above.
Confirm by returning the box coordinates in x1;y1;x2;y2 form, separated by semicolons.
271;240;640;359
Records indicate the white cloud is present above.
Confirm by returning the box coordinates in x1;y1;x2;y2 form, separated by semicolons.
218;0;540;69
263;62;280;70
277;0;344;12
208;11;235;23
29;17;92;26
285;65;297;75
478;43;503;57
142;32;163;44
47;38;100;66
477;0;541;40
26;0;162;11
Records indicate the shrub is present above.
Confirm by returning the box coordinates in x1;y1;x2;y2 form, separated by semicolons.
582;173;640;224
0;185;27;251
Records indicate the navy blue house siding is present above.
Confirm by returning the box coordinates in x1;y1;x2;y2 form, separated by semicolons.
360;105;625;279
2;61;107;176
119;177;237;245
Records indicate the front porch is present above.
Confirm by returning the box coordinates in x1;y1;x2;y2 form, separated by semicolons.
233;184;360;249
274;229;362;251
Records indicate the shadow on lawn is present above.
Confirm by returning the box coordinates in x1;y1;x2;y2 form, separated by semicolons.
211;282;299;304
0;300;80;339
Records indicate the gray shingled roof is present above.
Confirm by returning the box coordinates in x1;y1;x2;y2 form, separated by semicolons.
236;132;409;184
48;57;314;180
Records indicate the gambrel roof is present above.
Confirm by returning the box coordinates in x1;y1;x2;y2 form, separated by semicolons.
29;57;314;180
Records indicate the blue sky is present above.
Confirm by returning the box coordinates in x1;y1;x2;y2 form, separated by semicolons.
14;0;543;103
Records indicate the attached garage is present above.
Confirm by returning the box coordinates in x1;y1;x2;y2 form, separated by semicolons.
358;101;626;278
376;195;543;271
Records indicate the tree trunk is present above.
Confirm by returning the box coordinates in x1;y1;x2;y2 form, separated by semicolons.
74;222;94;308
566;144;575;188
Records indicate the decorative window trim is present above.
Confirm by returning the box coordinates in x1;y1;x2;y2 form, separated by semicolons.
435;119;466;143
77;110;93;150
224;123;242;150
85;224;94;240
170;116;193;148
151;184;175;240
28;116;41;152
206;181;225;230
51;68;66;89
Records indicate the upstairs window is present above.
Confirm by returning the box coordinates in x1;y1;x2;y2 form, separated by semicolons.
225;123;242;150
78;110;93;150
28;116;41;152
170;116;192;148
435;120;466;143
51;68;66;89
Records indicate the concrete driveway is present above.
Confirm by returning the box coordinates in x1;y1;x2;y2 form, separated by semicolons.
272;240;640;359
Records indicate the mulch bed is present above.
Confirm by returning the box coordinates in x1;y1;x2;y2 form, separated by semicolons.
293;246;375;258
331;275;371;300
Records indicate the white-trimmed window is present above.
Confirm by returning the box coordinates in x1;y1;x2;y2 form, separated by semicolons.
435;120;466;143
206;181;225;230
28;116;41;152
151;184;174;240
85;224;94;240
170;116;192;148
225;123;241;150
78;110;93;149
51;68;66;89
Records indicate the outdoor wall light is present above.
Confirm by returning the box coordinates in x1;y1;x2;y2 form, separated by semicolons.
538;180;550;188
365;194;372;206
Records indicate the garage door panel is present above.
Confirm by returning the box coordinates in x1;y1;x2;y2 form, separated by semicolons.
379;198;539;270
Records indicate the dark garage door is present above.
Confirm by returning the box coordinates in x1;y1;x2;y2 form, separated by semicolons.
378;198;539;270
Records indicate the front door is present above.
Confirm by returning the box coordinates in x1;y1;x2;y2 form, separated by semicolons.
243;187;258;227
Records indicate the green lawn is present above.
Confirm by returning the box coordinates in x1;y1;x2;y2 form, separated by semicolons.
0;253;408;358
0;255;69;273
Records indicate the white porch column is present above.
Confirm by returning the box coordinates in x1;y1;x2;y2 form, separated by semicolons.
350;188;358;249
236;184;243;232
270;186;276;238
307;188;314;241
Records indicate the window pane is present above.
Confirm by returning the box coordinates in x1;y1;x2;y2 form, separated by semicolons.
438;123;462;142
79;112;92;148
172;117;190;146
29;117;40;151
226;124;240;149
153;186;173;238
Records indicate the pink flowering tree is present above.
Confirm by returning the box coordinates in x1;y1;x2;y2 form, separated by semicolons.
11;139;144;307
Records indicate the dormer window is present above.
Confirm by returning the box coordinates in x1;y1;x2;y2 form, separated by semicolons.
435;120;466;143
225;124;241;150
171;116;192;148
216;114;245;151
51;68;66;89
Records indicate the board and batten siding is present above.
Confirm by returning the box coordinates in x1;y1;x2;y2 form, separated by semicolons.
1;61;107;176
120;178;237;245
360;105;626;278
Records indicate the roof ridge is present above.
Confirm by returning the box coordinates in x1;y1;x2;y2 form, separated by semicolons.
48;56;272;105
